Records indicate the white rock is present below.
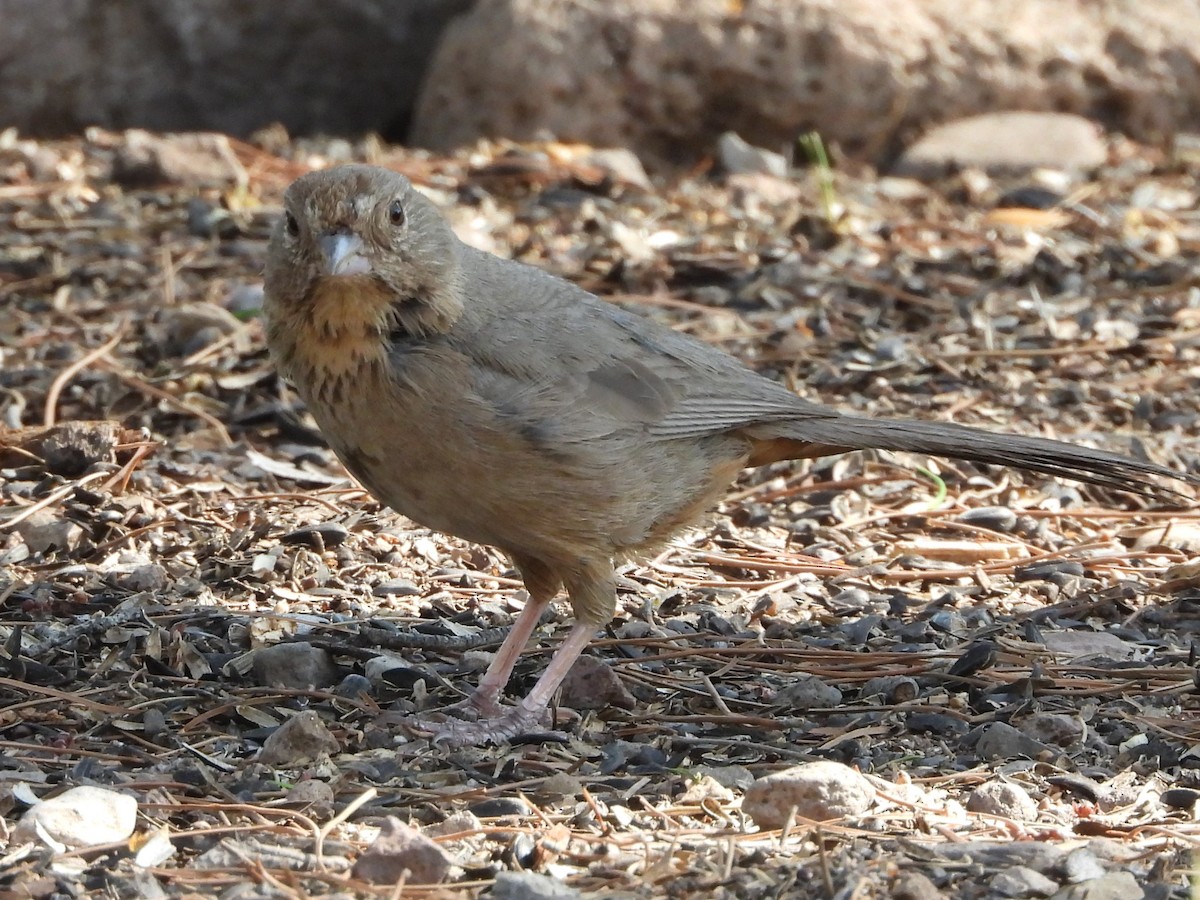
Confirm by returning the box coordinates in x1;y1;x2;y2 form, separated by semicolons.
14;786;138;848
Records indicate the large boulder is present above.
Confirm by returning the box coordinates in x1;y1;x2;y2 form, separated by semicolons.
411;0;1200;169
0;0;470;137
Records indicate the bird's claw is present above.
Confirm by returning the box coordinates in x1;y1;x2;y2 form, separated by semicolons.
409;703;554;748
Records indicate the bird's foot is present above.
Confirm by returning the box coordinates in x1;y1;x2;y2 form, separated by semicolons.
409;701;558;748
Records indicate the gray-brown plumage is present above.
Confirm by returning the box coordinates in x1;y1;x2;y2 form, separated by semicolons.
263;164;1196;746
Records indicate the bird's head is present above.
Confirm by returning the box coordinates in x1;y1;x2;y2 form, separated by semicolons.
264;164;464;341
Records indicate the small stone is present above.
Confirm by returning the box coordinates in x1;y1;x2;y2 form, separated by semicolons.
16;511;83;555
743;761;874;829
991;865;1059;898
115;563;169;593
281;522;350;549
717;131;788;177
425;810;482;838
253;643;339;690
894;112;1106;178
351;818;450;885
956;506;1018;533
224;283;265;318
966;780;1039;822
975;723;1051;761
581;147;651;189
490;871;581;900
283;779;335;816
469;797;531;818
1161;787;1200;810
161;302;243;356
14;786;138;848
678;774;735;805
891;870;945;899
1019;712;1086;748
558;655;635;710
772;675;843;710
373;578;422;597
1057;872;1142;900
1040;632;1134;661
693;764;755;791
258;710;339;766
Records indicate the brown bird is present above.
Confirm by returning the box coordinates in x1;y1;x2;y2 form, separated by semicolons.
263;164;1195;746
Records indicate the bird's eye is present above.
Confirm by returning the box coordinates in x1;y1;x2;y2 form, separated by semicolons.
284;211;299;237
387;199;406;227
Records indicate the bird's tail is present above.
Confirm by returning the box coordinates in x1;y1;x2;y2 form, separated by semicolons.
751;415;1197;501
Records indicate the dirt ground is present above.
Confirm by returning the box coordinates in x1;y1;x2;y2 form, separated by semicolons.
1;128;1199;898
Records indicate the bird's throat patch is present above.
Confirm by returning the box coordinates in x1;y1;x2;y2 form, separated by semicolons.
292;275;395;379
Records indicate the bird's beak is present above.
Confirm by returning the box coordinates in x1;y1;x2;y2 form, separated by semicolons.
318;231;373;277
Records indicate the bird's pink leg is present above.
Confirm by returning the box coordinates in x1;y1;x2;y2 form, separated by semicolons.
464;594;550;718
422;621;598;747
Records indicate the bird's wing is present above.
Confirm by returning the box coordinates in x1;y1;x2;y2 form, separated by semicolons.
452;252;837;444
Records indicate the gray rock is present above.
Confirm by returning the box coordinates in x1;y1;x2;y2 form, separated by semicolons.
253;643;339;690
17;511;83;555
258;710;339;766
975;722;1051;761
717;131;788;177
1020;712;1086;749
0;0;470;137
114;563;170;593
351;818;450;885
894;112;1107;178
743;761;874;829
967;780;1040;822
559;655;635;710
991;865;1059;898
491;871;581;899
412;0;1200;170
1052;871;1143;900
14;785;138;848
772;674;843;710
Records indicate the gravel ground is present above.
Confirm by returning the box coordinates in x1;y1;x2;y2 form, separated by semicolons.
1;128;1199;898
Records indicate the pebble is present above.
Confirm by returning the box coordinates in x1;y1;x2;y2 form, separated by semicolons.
280;521;350;549
955;506;1018;533
425;810;483;838
283;779;335;816
14;785;138;848
373;578;422;596
1161;787;1200;810
975;723;1051;761
966;780;1040;822
558;655;635;710
891;870;945;899
252;643;339;690
469;797;531;818
257;710;339;766
1055;872;1143;900
113;563;170;593
491;871;581;899
351;818;450;885
1019;712;1086;748
1040;631;1134;661
581;147;651;190
717;131;788;178
771;674;843;710
991;865;1059;898
894;112;1106;178
742;761;874;829
17;511;83;555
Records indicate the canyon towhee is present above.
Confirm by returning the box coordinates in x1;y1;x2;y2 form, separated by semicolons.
263;164;1195;746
